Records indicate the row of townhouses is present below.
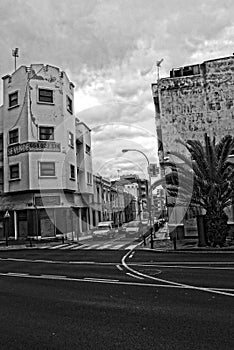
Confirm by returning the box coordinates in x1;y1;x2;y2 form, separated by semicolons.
0;64;146;241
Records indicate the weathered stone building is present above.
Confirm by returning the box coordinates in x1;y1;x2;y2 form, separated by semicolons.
152;54;234;160
152;54;234;235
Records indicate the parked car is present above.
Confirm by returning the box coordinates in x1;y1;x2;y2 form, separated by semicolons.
122;220;144;238
92;221;116;239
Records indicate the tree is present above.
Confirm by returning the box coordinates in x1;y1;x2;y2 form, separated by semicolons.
165;134;234;247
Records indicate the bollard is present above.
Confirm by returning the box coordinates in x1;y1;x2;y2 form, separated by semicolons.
150;228;154;249
62;235;64;244
173;237;177;250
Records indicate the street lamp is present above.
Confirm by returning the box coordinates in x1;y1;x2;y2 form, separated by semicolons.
122;149;154;248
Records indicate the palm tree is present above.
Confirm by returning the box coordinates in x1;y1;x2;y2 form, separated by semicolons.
165;134;234;247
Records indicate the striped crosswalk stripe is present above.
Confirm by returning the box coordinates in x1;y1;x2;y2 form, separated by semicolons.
72;244;89;250
60;244;78;250
96;244;112;249
109;244;125;250
50;244;69;249
84;244;101;250
125;244;138;250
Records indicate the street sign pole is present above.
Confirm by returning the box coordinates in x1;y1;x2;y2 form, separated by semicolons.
4;211;10;247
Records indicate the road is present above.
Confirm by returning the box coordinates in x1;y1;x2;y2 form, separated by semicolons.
0;248;233;349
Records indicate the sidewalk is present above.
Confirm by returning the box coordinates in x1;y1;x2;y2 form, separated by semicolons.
141;228;234;252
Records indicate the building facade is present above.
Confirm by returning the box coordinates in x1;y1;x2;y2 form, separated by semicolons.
0;64;94;241
152;54;234;161
152;54;234;234
119;174;149;220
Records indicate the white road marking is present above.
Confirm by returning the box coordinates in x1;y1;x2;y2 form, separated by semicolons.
109;244;126;249
129;251;135;258
72;244;89;250
153;264;234;270
116;264;123;271
60;244;78;250
83;277;119;282
96;244;112;249
126;272;143;280
0;272;184;288
121;251;234;298
7;272;29;276
84;244;101;250
125;244;138;250
40;274;67;279
50;244;69;249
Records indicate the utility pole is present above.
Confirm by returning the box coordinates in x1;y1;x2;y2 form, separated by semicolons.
12;48;19;71
156;58;163;81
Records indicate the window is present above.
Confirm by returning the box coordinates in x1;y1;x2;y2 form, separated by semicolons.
68;132;74;148
9;129;19;144
9;91;18;108
85;144;91;155
70;164;75;180
67;96;73;113
9;163;20;180
38;88;53;103
87;171;92;185
39;126;54;140
39;162;55;177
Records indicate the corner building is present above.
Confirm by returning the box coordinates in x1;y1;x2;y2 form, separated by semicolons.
0;64;93;240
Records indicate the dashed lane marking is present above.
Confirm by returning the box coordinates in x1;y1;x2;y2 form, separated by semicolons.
126;272;143;280
116;264;123;271
83;277;119;282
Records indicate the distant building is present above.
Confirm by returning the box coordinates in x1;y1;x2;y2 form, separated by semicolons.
120;174;149;220
0;64;93;241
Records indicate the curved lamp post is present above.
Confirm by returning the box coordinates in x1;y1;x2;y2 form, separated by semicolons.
122;149;154;249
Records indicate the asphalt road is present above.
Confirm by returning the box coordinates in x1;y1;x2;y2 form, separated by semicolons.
0;249;233;350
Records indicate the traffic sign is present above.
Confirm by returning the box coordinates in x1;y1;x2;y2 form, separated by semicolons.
4;210;10;218
148;164;159;177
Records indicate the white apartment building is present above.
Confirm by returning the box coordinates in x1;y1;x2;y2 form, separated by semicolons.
0;64;93;241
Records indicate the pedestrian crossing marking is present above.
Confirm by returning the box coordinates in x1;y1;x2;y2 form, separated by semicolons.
125;244;139;250
42;241;140;251
84;244;101;250
72;244;89;250
109;244;126;250
60;244;77;250
50;244;69;249
96;244;112;249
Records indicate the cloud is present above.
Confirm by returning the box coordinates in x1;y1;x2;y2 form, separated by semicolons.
1;0;234;178
90;123;157;178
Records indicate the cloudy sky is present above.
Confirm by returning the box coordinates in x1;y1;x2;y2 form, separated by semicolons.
1;0;234;179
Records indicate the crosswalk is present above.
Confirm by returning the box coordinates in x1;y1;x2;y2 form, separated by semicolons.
43;241;141;251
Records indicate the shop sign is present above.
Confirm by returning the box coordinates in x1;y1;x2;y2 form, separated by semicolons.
8;141;61;156
35;196;60;207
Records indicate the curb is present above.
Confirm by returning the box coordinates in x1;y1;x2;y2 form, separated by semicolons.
140;247;234;253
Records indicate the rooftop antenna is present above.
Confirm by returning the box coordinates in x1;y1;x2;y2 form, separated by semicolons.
12;48;19;71
156;58;164;81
